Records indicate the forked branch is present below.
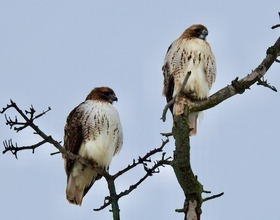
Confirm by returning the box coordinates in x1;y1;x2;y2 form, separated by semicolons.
2;139;48;159
94;138;172;212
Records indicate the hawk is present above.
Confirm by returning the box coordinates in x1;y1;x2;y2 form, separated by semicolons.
162;24;216;135
63;87;123;205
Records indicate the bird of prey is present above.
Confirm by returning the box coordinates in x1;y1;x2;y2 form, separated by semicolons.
63;87;123;205
162;24;216;135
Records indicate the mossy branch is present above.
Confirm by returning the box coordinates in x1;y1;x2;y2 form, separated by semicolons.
172;106;204;220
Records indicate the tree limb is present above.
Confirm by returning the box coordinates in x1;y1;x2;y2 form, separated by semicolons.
271;12;280;29
190;37;280;113
2;139;48;159
1;100;98;169
113;138;169;179
203;192;224;202
94;140;172;212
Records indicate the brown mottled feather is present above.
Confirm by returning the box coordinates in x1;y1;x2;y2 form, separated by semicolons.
86;87;118;103
162;62;174;112
179;24;208;40
64;106;84;177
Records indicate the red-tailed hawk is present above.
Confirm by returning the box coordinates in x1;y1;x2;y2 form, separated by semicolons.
63;87;123;205
162;24;216;135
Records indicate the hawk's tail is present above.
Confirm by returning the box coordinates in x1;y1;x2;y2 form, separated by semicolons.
173;101;199;136
188;112;198;136
66;167;98;206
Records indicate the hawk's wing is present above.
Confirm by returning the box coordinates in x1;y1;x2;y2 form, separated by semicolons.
162;41;176;112
113;121;123;156
64;104;84;177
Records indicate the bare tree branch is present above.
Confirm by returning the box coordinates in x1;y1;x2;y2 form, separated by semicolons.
203;192;224;202
189;37;280;113
94;151;172;211
272;24;280;29
1;100;98;169
2;139;48;158
94;139;172;212
271;12;280;29
113;138;169;179
1;100;51;132
257;77;277;92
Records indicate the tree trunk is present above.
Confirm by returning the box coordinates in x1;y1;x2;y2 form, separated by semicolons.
172;107;203;220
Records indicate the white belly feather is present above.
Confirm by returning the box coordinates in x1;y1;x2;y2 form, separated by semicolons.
180;64;210;99
169;38;214;99
78;100;122;169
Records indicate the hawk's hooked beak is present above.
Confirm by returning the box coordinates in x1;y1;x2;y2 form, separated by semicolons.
199;29;208;40
111;95;118;103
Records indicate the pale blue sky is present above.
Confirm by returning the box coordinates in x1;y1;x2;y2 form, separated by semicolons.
1;1;280;220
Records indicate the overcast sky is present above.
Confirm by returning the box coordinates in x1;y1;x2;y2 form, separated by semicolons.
1;1;280;220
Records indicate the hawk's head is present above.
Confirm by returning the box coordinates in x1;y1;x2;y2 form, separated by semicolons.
86;87;118;104
181;24;208;40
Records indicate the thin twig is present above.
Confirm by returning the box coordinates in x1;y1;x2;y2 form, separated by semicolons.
2;139;48;158
271;24;280;29
203;192;224;202
112;138;169;179
161;99;174;122
1;100;51;133
160;132;173;137
94;152;172;211
257;77;277;92
179;71;192;94
272;13;280;29
50;151;61;156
